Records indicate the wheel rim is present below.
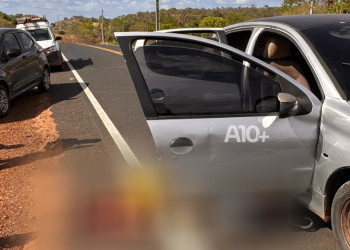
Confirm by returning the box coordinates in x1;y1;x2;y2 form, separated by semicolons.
0;89;8;113
341;199;350;246
43;70;51;89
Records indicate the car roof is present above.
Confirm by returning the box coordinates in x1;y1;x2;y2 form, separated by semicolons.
253;14;350;30
0;28;18;34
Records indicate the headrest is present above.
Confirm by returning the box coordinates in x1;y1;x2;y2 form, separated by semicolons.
263;37;291;60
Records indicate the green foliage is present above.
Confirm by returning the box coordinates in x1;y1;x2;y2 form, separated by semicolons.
0;11;15;28
330;0;350;13
199;16;228;27
46;3;350;44
226;13;251;25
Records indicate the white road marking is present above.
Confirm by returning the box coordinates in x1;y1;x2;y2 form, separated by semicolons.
61;53;141;166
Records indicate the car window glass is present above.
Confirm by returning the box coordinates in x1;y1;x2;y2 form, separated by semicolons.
303;24;350;100
28;29;51;41
226;30;252;51
2;34;21;58
253;31;322;100
18;33;34;50
133;39;281;117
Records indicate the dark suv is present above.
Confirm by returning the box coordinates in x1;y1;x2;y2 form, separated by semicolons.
0;28;51;117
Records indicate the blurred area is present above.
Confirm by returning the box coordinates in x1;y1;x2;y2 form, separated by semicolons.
34;160;312;250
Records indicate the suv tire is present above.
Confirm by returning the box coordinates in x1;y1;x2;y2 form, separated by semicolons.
332;181;350;250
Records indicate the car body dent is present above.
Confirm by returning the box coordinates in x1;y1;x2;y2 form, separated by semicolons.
314;97;350;192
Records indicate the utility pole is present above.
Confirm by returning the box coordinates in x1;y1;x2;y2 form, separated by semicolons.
310;0;314;14
101;9;105;44
156;0;160;31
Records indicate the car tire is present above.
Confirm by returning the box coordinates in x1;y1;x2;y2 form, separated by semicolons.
0;85;9;117
332;181;350;250
39;68;51;92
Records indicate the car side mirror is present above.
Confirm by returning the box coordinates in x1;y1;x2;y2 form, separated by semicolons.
55;36;62;41
278;93;299;118
7;48;21;58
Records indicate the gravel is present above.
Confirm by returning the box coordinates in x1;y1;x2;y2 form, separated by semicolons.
0;89;59;249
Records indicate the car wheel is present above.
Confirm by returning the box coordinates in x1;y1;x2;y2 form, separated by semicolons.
332;181;350;250
39;68;51;92
0;85;9;117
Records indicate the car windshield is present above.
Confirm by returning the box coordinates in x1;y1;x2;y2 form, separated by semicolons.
302;23;350;99
28;28;51;41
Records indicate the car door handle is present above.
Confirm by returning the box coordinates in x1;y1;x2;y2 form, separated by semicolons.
22;55;27;59
170;137;193;155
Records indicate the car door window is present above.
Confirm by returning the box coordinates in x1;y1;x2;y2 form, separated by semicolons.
226;30;252;51
18;33;34;50
133;39;281;117
2;33;21;58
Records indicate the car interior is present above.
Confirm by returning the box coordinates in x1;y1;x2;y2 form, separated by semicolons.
253;32;323;100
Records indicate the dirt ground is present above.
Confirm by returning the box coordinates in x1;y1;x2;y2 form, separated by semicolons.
0;88;60;249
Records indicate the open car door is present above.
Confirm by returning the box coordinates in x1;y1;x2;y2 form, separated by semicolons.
115;32;322;194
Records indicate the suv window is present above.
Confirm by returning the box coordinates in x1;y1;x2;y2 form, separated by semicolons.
18;33;34;50
133;39;281;117
2;33;21;58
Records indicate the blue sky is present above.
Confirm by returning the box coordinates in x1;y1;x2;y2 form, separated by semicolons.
0;0;283;22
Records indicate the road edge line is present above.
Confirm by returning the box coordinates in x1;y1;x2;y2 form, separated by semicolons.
61;53;141;166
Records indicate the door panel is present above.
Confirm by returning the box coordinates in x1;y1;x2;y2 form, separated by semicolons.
17;32;41;86
116;32;321;194
2;33;24;95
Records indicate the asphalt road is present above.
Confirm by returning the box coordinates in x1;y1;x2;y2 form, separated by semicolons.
48;43;339;249
51;44;157;166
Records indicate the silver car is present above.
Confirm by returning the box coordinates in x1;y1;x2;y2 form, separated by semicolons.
115;14;350;249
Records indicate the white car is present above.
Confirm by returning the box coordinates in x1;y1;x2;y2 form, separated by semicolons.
16;18;63;70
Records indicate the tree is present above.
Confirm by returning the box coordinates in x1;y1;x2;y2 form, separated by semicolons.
226;13;251;25
199;16;228;27
330;0;350;12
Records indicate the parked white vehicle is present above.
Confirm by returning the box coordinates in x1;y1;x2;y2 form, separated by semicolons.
16;17;63;70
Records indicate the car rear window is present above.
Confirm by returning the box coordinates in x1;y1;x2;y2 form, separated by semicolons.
28;29;52;41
